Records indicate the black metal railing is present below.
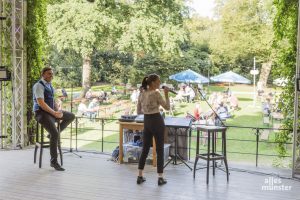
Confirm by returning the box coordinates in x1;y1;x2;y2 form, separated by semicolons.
58;116;293;167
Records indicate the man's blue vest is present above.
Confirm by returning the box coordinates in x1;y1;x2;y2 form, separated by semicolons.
33;80;54;112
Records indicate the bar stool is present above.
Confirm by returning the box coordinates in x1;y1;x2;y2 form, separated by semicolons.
34;120;63;168
193;125;229;184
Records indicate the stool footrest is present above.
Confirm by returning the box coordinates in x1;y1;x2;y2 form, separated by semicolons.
35;144;50;148
36;141;50;144
196;153;224;161
35;141;50;147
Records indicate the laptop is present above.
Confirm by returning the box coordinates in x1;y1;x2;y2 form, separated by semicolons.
135;114;144;123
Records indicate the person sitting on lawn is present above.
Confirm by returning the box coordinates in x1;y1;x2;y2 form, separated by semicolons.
225;87;232;96
97;90;104;103
262;98;272;116
185;85;195;102
77;99;96;117
217;102;231;120
77;99;88;116
189;86;196;102
131;89;139;104
208;92;217;105
229;94;239;110
197;85;206;100
85;89;93;100
173;87;185;102
87;98;99;119
111;85;117;95
55;98;63;111
61;87;68;101
257;81;264;96
103;91;109;102
216;92;225;105
193;103;202;121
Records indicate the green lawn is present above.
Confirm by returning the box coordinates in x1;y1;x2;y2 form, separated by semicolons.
59;84;291;168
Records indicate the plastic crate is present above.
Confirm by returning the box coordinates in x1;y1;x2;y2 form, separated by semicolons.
146;144;171;164
123;143;143;163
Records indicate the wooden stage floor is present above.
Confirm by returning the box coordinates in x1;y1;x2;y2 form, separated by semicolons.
0;149;299;200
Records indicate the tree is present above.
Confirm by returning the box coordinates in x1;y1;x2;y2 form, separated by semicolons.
184;16;215;47
92;50;134;84
48;47;83;87
117;0;188;58
183;16;218;76
47;0;188;95
210;0;274;84
47;0;120;97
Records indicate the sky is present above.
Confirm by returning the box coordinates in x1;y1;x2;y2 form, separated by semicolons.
186;0;216;18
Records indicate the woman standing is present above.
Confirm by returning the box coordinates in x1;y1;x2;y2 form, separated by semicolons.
136;74;170;186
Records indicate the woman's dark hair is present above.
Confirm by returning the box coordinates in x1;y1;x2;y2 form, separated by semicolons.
141;74;159;90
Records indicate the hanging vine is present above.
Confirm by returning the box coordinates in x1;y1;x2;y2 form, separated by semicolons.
26;0;48;143
273;0;298;158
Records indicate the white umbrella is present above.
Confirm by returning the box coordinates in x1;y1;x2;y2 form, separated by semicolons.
210;71;251;84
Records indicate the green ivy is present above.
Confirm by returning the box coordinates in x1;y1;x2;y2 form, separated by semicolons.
26;0;48;143
273;0;298;157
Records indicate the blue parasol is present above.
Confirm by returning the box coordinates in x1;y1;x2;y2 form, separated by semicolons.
169;69;209;84
210;71;251;84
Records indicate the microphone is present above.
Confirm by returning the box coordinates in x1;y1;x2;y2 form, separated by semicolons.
162;86;177;95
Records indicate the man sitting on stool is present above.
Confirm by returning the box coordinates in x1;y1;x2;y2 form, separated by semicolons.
33;67;75;171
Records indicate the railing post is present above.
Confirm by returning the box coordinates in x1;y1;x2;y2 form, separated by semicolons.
189;128;191;161
254;128;260;167
75;117;78;151
69;118;73;152
101;118;104;153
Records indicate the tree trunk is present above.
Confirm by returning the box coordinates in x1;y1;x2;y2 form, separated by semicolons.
80;55;92;98
258;61;272;89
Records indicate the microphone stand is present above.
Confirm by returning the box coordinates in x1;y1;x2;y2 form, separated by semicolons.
198;89;226;127
63;84;82;158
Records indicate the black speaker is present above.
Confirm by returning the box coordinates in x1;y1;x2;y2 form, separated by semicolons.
0;67;10;81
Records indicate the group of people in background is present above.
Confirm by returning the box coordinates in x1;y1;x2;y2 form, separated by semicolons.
189;90;239;127
262;92;279;117
76;86;119;119
173;85;196;103
130;88;141;104
208;91;238;111
85;88;109;103
77;98;99;119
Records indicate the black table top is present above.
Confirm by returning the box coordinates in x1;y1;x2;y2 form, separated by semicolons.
133;115;192;129
196;125;227;131
164;117;192;129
